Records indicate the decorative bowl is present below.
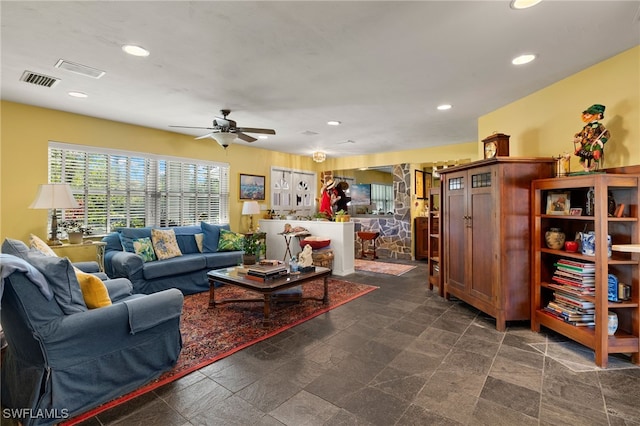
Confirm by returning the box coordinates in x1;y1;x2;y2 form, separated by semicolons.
300;236;331;250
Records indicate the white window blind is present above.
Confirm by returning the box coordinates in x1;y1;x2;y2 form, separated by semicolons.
48;142;230;234
371;183;393;213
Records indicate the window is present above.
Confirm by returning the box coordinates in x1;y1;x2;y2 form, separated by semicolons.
371;183;393;213
48;142;230;234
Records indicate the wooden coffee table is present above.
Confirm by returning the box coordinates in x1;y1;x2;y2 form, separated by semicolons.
207;266;332;324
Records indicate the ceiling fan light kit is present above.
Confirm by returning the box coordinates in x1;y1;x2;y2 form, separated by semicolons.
170;109;275;149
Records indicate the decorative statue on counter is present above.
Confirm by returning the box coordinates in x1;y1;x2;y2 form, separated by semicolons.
298;244;314;267
319;179;337;218
574;104;610;172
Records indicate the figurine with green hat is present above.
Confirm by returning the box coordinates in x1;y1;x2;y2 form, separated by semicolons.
574;104;610;172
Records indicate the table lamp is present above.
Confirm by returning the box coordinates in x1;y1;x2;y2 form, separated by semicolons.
29;183;80;245
241;201;261;232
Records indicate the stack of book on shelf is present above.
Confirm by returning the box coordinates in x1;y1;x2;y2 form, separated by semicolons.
246;260;288;282
544;259;596;326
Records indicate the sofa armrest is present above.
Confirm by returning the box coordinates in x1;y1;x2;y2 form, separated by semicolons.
104;278;134;302
123;289;184;334
40;289;183;367
73;261;101;273
106;251;144;281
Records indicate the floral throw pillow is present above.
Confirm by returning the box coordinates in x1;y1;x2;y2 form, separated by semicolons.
218;229;244;252
150;229;182;260
133;237;157;262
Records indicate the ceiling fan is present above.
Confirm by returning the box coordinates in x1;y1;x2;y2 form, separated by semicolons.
169;109;276;148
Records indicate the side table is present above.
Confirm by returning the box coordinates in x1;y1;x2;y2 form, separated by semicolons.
50;241;107;272
278;231;310;261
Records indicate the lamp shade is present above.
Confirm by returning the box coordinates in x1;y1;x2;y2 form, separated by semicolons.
242;201;261;215
29;184;80;209
211;132;238;148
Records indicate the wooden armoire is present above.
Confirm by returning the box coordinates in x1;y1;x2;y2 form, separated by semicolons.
439;157;555;331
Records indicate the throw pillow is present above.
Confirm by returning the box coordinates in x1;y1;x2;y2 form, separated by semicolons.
194;233;204;253
133;237;157;262
29;234;57;257
201;222;230;253
74;268;112;309
24;251;87;314
218;229;244;252
150;229;183;260
118;227;153;253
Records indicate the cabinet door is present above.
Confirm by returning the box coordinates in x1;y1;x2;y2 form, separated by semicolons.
467;168;496;304
444;171;467;292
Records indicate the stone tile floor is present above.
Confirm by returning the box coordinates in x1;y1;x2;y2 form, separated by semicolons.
58;261;640;424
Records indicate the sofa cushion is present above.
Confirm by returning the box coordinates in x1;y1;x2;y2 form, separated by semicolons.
29;234;57;256
151;229;183;260
103;232;123;252
142;253;206;280
2;238;31;257
133;237;157;262
218;229;244;252
201;222;230;253
172;225;202;254
25;251;88;314
119;227;153;253
74;269;112;309
203;251;243;269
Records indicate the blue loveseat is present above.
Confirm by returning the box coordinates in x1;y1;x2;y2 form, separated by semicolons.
103;223;243;295
0;241;183;426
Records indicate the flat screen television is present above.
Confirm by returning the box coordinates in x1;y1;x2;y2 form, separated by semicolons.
350;183;371;206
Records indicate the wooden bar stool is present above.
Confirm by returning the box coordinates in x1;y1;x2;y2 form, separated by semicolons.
357;231;380;259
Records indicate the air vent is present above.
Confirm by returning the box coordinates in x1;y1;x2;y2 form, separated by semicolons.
301;130;319;136
55;59;105;79
20;71;60;88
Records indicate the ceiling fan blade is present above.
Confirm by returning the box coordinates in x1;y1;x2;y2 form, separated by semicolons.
237;127;276;135
169;125;216;130
236;132;257;143
195;132;217;140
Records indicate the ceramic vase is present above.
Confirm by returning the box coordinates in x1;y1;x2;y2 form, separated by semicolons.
545;228;565;250
67;232;83;244
607;311;618;336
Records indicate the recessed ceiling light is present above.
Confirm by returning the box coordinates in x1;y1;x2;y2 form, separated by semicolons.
512;54;536;65
510;0;542;10
122;44;150;57
437;104;452;111
327;120;341;126
68;91;88;98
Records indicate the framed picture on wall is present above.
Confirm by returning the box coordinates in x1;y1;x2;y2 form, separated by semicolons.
415;170;425;199
239;174;265;200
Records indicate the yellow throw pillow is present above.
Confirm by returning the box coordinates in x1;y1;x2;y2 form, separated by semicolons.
30;234;58;257
194;233;204;253
150;228;183;260
74;268;112;309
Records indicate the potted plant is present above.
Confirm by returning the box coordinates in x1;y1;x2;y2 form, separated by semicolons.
242;233;264;265
286;209;297;220
59;220;90;244
335;209;351;222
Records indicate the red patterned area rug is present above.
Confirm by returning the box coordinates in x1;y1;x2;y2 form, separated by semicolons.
65;278;376;425
354;259;417;276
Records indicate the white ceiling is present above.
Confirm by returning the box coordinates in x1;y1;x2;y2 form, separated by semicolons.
2;1;639;159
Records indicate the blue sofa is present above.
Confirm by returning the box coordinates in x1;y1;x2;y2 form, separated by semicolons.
0;242;183;426
103;223;243;295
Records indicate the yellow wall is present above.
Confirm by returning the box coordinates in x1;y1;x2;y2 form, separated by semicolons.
479;45;640;170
